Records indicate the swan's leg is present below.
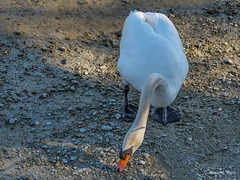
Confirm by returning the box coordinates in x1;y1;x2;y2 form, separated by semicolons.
151;107;181;126
122;85;138;122
162;107;168;125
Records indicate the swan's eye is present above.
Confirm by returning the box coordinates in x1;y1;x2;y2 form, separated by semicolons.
119;150;126;160
119;147;133;160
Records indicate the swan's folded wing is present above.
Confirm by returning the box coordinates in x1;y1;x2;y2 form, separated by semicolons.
118;11;188;91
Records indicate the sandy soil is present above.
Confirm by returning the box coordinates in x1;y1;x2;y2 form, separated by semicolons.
0;0;239;179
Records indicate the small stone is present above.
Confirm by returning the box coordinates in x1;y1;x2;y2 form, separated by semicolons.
115;114;121;120
100;65;107;70
122;0;130;3
35;121;40;126
99;152;104;157
59;47;67;52
76;71;81;76
80;128;86;133
62;159;68;163
61;59;67;64
55;161;61;167
9;118;16;124
42;145;48;149
46;122;52;125
137;160;146;165
71;80;79;85
14;30;22;35
218;107;222;111
62;143;74;148
101;125;113;131
39;93;48;99
0;103;3;108
77;168;89;173
70;156;77;161
224;59;233;65
68;107;73;112
112;42;118;48
194;43;201;48
70;86;76;91
139;168;145;174
143;153;150;159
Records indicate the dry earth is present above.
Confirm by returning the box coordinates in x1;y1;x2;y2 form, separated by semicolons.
0;0;239;179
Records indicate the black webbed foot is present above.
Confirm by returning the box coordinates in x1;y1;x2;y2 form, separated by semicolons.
151;107;181;126
122;104;138;122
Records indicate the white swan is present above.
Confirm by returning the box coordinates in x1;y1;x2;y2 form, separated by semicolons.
116;11;189;172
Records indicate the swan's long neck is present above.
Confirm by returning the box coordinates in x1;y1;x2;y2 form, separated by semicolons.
132;73;168;128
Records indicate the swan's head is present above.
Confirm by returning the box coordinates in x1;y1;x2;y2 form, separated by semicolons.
116;126;146;172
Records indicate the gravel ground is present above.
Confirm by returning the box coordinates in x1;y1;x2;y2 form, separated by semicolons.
0;0;239;179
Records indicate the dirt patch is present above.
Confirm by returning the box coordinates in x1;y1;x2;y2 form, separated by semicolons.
0;0;239;179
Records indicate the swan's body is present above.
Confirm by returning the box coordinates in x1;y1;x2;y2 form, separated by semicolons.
116;11;188;172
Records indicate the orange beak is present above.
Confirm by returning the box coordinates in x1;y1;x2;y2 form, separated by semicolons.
116;154;131;172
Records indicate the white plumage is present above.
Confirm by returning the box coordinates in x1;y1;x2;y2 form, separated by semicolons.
116;11;189;172
118;11;188;107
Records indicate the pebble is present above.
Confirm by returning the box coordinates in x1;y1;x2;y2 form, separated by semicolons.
62;143;74;148
9;118;16;124
122;0;130;3
46;122;52;125
0;103;3;107
226;81;231;85
71;80;78;85
115;114;121;119
39;93;48;99
76;71;81;76
137;160;146;165
59;47;67;52
143;153;150;159
161;133;168;137
42;145;48;149
80;128;86;133
100;65;107;70
77;168;90;173
35;121;40;126
61;59;67;64
224;59;233;65
139;168;145;174
14;30;23;35
70;86;76;91
184;95;190;99
62;159;68;163
101;125;113;131
70;156;77;161
55;161;61;167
